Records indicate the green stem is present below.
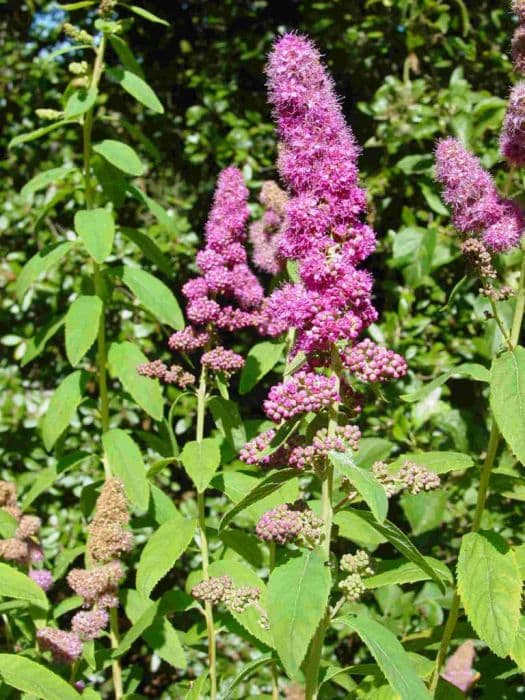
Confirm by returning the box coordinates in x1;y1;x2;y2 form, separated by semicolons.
304;345;341;700
268;543;279;700
81;33;122;700
195;365;217;700
430;249;525;694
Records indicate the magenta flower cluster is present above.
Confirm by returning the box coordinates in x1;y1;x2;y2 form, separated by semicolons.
201;346;245;376
341;339;408;383
435;137;524;252
263;370;340;422
288;424;361;470
501;83;525;168
249;180;288;275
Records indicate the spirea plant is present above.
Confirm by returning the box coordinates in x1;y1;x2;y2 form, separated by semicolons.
3;1;525;699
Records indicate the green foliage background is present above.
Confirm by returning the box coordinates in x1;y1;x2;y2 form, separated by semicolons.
2;0;525;696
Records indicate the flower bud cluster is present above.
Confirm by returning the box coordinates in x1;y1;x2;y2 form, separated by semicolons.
249;181;288;275
137;360;196;388
63;22;93;44
0;480;51;587
501;83;525;168
338;550;374;602
35;108;63;120
341;339;407;383
255;503;323;548
40;479;132;664
512;2;525;75
288;425;361;471
264;370;340;422
372;460;441;497
191;576;266;622
201;346;245;375
168;327;210;352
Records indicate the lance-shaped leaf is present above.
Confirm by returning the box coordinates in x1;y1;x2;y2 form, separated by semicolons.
338;615;431;700
21;315;65;367
267;546;331;678
218;653;273;700
180;438;221;493
219;468;298;531
102;429;150;511
136;515;196;597
345;508;447;592
42;370;87;450
118;266;184;329
108;341;164;420
108;68;163;113
65;295;103;366
0;563;48;608
20;165;76;200
8;120;75;149
74;208;115;263
388;451;474;475
123;3;170;25
0;655;81;700
491;347;525;465
457;530;522;657
208;396;246;451
364;557;452;589
402;362;489;403
16;241;74;302
64;86;97;118
329;451;388;523
239;341;286;394
93;139;145;176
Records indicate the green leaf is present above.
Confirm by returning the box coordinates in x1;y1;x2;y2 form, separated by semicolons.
353;438;393;469
491;348;525;465
42;370;87;450
0;655;80;700
0;511;18;538
0;563;48;608
345;508;447;592
329;451;388;523
114;601;159;657
136;515;196;598
208;396;246;452
334;510;387;548
108;68;163;113
8;120;75;149
180;438;221;493
401;490;448;535
22;452;91;509
65;295;103;366
218;653;273;700
74;208;115;263
20;166;76;200
402;362;489;403
127;184;174;229
511;617;525;671
239;341;285;394
21;315;65;367
93;139;145;176
108;36;145;78
59;1;96;8
64;86;97;118
185;674;209;699
119;267;184;329
120;227;171;276
108;341;164;420
388;451;474;475
102;429;150;511
364;557;452;589
16;241;74;302
123;3;170;25
268;546;331;678
457;530;522;657
338;615;431;700
256;416;303;459
219;468;298;531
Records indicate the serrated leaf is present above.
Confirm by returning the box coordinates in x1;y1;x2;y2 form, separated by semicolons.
346;508;447;592
8;120;74;149
42;370;87;450
511;617;525;671
65;295;103;366
329;451;388;523
74;208;115;263
491;348;525;465
402;362;489;403
219;468;298;531
388;451;474;475
0;563;48;608
364;557;452;589
64;86;97;118
119;266;184;329
208;560;273;647
16;241;74;302
338;615;431;700
102;429;150;511
334;510;386;548
123;3;170;25
401;490;448;535
108;341;164;420
93;139;145;176
239;341;285;394
353;438;393;468
218;652;273;700
268;546;331;678
208;396;246;451
136;515;196;597
0;655;80;700
108;68;163;113
180;438;221;493
20;166;76;200
457;530;522;657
